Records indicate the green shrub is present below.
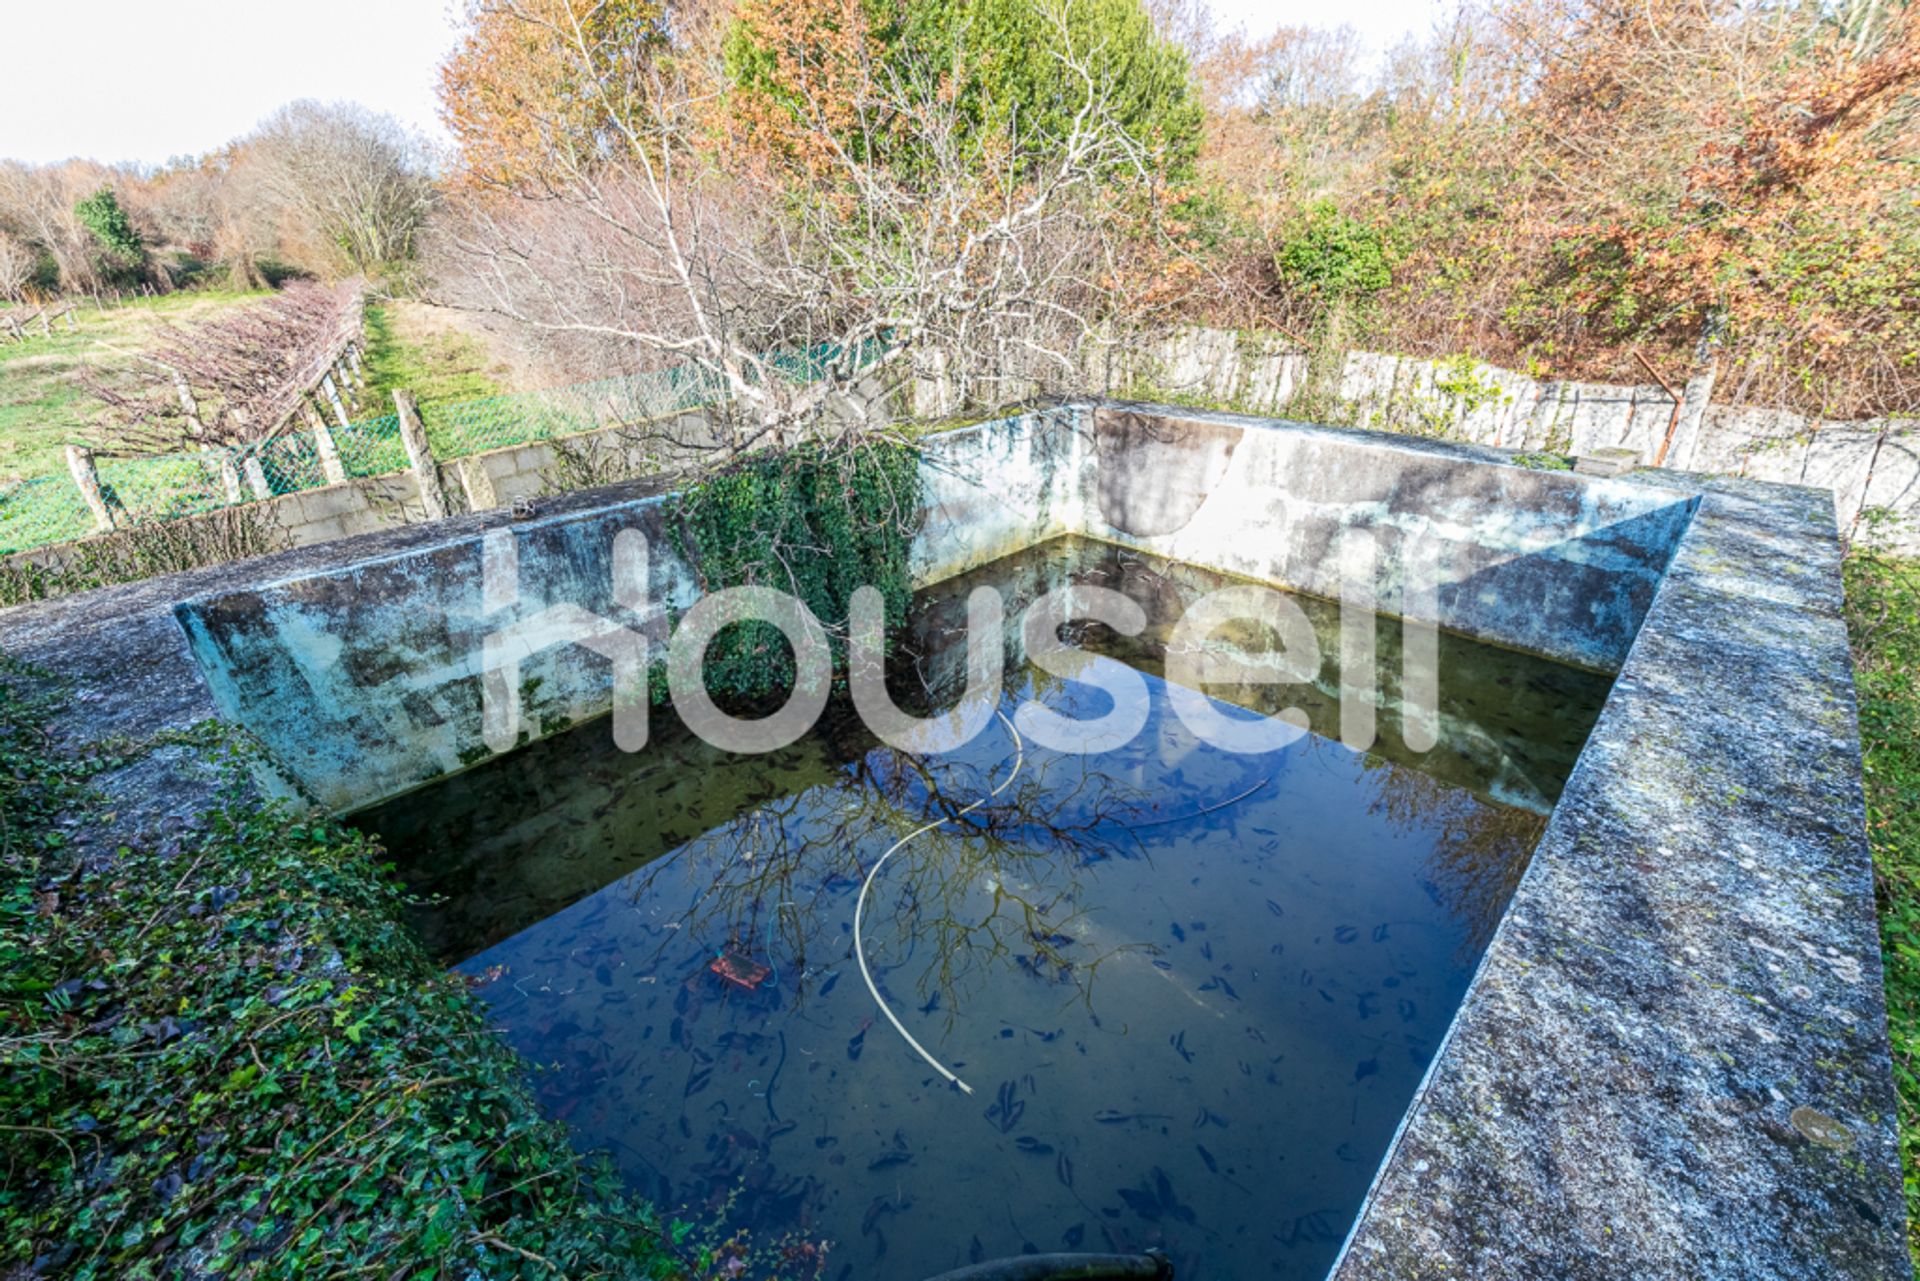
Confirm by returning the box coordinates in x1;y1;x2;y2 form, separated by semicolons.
1273;202;1393;303
1849;551;1920;1261
0;667;686;1278
73;187;146;284
726;0;1203;184
664;436;922;704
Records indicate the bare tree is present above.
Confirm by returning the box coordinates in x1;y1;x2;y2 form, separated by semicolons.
0;232;33;301
428;2;1181;447
246;102;439;275
0;108;428;297
0;160;119;293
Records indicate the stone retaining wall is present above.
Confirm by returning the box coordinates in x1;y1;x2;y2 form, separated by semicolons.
0;410;716;574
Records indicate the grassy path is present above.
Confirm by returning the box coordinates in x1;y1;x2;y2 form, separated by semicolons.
359;300;505;413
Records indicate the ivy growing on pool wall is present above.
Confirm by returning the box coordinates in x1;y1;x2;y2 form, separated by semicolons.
663;436;924;705
0;663;691;1278
0;435;929;1276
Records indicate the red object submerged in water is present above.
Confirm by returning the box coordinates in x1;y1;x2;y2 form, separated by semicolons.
710;951;772;990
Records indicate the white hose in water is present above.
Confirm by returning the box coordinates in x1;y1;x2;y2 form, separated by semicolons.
853;707;1025;1096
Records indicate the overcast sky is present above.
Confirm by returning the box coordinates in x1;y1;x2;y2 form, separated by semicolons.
0;0;1448;167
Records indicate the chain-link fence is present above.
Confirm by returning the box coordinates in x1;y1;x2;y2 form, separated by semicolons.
0;364;736;556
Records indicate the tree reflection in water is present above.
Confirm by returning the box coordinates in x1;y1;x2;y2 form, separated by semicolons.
358;536;1611;1281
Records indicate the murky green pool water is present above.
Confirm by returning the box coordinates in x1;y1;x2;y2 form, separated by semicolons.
359;537;1610;1280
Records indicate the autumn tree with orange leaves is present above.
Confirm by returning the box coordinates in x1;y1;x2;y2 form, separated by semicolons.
1165;0;1919;415
440;0;674;190
427;0;1205;432
1503;0;1920;407
424;0;1916;422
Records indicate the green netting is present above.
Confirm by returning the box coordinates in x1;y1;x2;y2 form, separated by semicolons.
764;336;888;383
0;347;873;557
0;475;95;554
416;366;727;458
334;414;407;477
97;452;232;520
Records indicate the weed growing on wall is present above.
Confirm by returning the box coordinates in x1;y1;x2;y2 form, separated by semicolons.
664;436;922;705
0;506;291;608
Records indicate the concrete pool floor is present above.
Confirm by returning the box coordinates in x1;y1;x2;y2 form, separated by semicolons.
0;402;1904;1279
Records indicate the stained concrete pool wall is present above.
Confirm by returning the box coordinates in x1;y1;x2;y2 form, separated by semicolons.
1062;406;1911;1278
175;492;696;814
1330;467;1906;1281
173;410;1091;814
175;404;1696;812
1079;405;1699;671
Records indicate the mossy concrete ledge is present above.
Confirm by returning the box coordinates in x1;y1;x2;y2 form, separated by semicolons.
1321;464;1907;1280
0;402;1904;1279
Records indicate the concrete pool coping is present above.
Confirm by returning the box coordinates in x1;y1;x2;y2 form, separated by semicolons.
0;402;1904;1279
1049;403;1907;1278
1303;425;1906;1278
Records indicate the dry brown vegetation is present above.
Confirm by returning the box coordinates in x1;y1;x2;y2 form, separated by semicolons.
3;0;1913;438
412;0;1920;431
81;281;363;454
426;0;1200;442
1167;0;1919;418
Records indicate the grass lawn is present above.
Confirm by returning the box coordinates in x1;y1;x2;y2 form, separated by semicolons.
360;300;507;413
0;292;267;484
1850;549;1920;1258
0;294;510;487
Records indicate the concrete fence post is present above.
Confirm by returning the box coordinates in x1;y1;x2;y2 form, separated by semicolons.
221;410;272;503
334;359;358;414
394;390;450;520
345;342;366;389
321;371;353;430
454;455;499;511
1667;358;1720;472
304;400;348;485
241;454;272;502
1661;317;1726;472
217;452;244;504
171;370;207;440
64;444;115;533
913;345;955;420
